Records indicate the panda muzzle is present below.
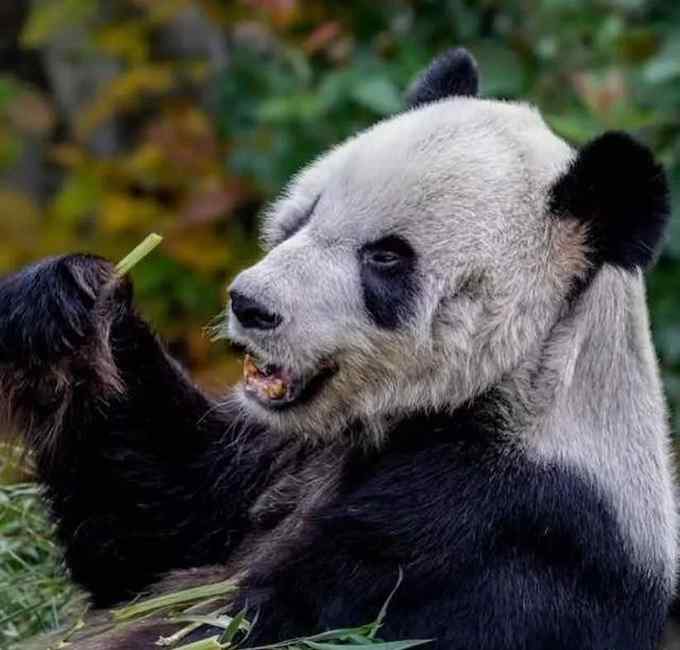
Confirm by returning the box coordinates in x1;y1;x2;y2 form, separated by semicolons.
242;353;337;408
243;354;292;402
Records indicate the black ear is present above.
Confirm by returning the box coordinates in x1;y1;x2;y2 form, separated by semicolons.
406;48;479;109
549;132;670;271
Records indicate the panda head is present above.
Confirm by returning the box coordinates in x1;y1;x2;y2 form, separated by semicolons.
225;48;670;444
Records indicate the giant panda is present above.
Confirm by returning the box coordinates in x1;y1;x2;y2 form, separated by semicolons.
0;48;676;650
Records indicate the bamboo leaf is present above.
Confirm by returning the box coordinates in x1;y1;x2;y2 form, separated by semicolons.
111;579;236;621
173;636;224;650
302;626;374;642
367;569;403;639
219;606;249;644
157;621;204;647
168;614;234;631
303;641;432;650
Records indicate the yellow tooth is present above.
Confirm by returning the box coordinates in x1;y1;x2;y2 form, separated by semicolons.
243;354;258;380
265;379;287;400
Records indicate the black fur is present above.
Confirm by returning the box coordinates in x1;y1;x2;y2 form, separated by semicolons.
549;131;670;271
359;235;418;329
0;255;110;365
234;411;667;650
0;256;671;649
0;256;292;603
406;48;479;108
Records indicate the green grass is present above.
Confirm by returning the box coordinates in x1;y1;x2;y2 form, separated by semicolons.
0;483;84;649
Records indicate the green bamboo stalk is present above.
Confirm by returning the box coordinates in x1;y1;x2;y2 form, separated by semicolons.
115;233;163;277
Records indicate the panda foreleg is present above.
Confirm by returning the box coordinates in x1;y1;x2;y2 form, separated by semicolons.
0;255;269;605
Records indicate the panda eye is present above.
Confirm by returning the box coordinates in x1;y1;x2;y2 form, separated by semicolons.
361;236;415;271
366;250;402;267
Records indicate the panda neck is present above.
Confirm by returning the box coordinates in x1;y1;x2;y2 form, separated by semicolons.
521;264;666;434
508;264;676;583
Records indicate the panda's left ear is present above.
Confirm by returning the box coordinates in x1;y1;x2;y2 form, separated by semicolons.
406;48;479;109
549;131;670;271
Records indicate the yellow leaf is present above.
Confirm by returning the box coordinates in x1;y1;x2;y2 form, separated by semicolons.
97;23;150;65
0;191;42;271
100;193;167;234
77;65;176;138
164;227;233;274
21;0;98;47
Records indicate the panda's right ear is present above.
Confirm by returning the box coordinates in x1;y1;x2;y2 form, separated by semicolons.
406;48;479;109
549;131;670;271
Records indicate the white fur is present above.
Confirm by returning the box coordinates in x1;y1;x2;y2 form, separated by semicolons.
518;267;678;588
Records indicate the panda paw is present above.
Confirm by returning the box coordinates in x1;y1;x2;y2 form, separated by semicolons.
0;254;132;367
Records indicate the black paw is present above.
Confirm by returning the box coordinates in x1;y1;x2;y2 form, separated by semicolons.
0;254;132;366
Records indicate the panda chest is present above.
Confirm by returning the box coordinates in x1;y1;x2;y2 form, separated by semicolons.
247;454;344;532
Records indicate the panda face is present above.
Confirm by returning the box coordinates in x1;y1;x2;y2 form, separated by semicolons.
225;96;587;444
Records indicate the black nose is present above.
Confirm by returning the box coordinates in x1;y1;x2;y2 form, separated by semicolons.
230;291;282;330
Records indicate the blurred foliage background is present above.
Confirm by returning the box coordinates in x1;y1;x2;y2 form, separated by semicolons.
1;0;680;646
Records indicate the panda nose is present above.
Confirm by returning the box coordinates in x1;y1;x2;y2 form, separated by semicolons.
229;290;282;331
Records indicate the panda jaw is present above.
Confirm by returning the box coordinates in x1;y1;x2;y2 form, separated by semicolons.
242;353;338;410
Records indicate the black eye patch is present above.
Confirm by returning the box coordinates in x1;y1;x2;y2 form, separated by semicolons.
359;235;418;329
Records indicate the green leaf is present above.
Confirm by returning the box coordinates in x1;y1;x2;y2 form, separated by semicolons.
367;568;403;639
470;41;525;97
52;172;103;226
544;113;603;145
301;626;375;643
168;615;232;631
111;579;237;621
643;37;680;84
347;634;376;644
219;606;249;644
257;93;325;123
302;640;432;650
0;77;20;111
0;132;23;171
351;78;403;115
174;636;224;650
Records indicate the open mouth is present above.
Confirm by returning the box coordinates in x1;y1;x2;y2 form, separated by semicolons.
242;353;337;410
